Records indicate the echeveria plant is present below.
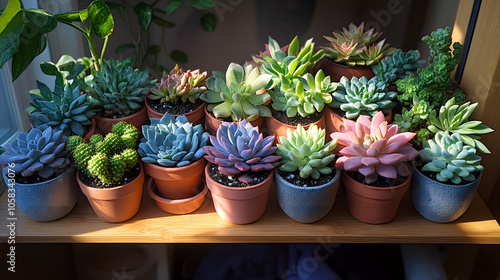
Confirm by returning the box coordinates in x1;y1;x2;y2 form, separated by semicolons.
372;49;425;84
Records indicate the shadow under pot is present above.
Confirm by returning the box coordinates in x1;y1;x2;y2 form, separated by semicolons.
410;160;482;223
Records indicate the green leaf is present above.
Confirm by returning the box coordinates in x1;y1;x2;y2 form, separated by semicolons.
0;11;23;68
190;0;214;10
0;0;22;33
134;2;152;31
152;15;175;27
40;61;58;75
165;0;183;14
288;36;299;56
25;9;57;33
170;49;187;63
200;13;216;32
226;63;244;85
88;0;114;38
11;25;46;81
115;43;136;54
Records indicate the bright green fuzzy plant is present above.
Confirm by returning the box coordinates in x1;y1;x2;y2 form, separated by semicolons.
67;121;140;185
428;97;493;154
329;76;396;119
276;124;337;179
419;132;483;184
200;62;273;122
372;49;425;84
393;95;433;143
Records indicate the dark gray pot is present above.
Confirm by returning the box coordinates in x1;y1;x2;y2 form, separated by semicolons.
2;167;78;221
275;169;340;223
410;161;482;223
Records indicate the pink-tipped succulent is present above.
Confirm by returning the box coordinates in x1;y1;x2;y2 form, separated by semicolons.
149;64;207;104
331;111;419;184
203;120;280;184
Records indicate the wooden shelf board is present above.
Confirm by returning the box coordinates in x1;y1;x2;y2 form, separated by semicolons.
1;183;499;244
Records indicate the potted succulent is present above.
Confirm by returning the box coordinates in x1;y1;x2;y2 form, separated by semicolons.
203;120;280;224
331;111;419;224
320;22;396;81
325;76;396;138
200;62;273;135
0;127;77;221
411;98;493;223
371;49;425;91
85;58;156;133
145;64;208;125
67;121;144;223
138;113;209;214
275;124;340;223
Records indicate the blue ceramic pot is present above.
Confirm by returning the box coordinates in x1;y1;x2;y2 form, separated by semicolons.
275;169;340;223
2;167;77;221
411;161;482;223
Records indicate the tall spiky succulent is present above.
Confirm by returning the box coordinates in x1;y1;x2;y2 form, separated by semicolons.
270;70;335;117
277;124;337;179
139;113;209;167
372;49;425;84
428;97;493;154
68;122;139;185
149;64;207;104
27;71;95;136
86;58;156;116
200;62;273;122
0;127;70;179
329;76;396;119
419;133;483;184
331;112;419;184
203;120;280;183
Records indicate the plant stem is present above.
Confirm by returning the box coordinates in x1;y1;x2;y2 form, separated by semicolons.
86;33;101;71
100;35;110;62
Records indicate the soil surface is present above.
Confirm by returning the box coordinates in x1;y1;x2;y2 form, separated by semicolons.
78;164;141;189
271;108;323;126
208;163;270;187
346;171;408;188
277;168;336;187
147;98;203;116
12;173;58;184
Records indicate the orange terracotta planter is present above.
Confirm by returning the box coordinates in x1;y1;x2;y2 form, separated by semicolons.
94;106;147;134
147;177;208;214
266;110;325;144
77;163;145;223
205;164;273;224
342;169;411;224
204;106;263;136
318;58;375;82
145;93;206;125
143;158;206;199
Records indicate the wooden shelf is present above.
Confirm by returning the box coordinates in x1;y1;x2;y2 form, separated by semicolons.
1;183;499;244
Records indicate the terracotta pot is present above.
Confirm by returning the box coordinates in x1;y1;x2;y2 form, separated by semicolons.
83;117;97;142
205;164;273;224
343;168;411;224
94;106;148;134
204;106;263;136
147;177;208;214
318;58;375;82
266;110;325;144
143;158;206;199
77;163;145;223
145;93;206;125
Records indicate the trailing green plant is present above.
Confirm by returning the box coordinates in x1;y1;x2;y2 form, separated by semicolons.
428;97;493;154
200;62;272;121
0;0;113;80
138;113;209;167
322;22;395;66
27;70;95;137
203;120;280;183
419;132;483;184
270;70;335;118
329;76;396;119
393;95;433;143
277;124;337;179
67;121;140;185
86;58;155;117
372;49;425;84
148;64;207;104
0;127;70;179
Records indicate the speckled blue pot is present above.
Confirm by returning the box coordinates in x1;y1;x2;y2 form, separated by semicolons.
2;167;77;221
275;169;340;223
411;161;482;223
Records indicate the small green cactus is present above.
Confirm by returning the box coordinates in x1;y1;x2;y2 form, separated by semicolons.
66;136;84;152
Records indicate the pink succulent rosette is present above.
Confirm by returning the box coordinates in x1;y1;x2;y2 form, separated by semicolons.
330;111;419;184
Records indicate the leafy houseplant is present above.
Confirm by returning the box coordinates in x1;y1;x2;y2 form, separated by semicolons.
146;64;208;124
275;124;340;223
0;127;77;221
68;121;144;222
372;49;425;85
203;120;280;224
139;113;209;207
331;111;418;224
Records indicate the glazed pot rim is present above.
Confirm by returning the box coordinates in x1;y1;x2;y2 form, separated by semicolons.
410;159;483;188
205;163;274;191
274;168;340;190
342;163;412;191
3;165;73;187
147;177;208;204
